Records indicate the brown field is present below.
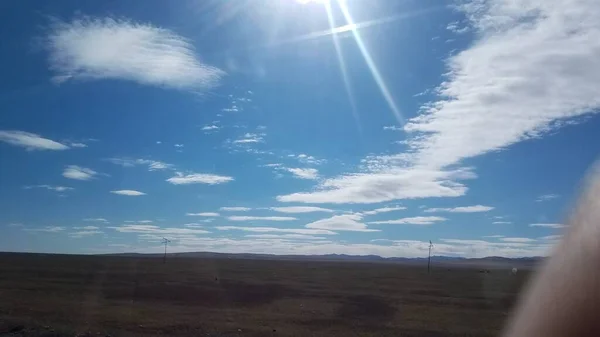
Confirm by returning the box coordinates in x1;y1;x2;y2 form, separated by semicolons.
0;253;532;337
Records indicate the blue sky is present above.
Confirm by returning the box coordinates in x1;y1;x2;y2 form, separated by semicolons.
1;0;598;257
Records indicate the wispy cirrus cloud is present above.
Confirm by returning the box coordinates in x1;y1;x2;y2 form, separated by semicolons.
362;206;406;215
83;218;108;223
73;226;99;230
424;205;494;213
270;206;333;213
227;216;296;222
186;212;220;217
278;167;474;204
183;223;204;228
69;230;103;238
539;235;562;241
110;190;146;196
305;214;379;232
233;133;264;144
0;130;69;151
25;226;65;233
536;194;559;202
216;226;336;235
24;185;73;192
288;153;326;165
110;224;210;235
202;125;220;132
286;168;318;180
500;237;536;243
493;221;512;225
167;172;233;185
529;223;565;229
106;158;174;171
45;16;224;91
370;216;446;226
245;234;327;240
278;0;600;204
62;165;98;181
219;207;251;212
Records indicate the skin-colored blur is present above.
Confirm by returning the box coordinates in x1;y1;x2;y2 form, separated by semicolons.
504;168;600;336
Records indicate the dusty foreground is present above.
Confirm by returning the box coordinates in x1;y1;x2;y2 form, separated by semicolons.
0;253;532;337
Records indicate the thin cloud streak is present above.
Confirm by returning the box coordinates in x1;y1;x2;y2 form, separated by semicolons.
0;130;69;151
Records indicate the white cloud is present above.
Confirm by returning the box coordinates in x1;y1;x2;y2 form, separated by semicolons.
493;221;512;224
539;235;562;241
74;226;99;230
110;224;210;235
219;207;251;212
286;168;318;180
46;16;224;91
270;206;333;214
110;190;146;196
529;223;565;229
149;236;552;258
245;234;327;240
227;216;296;221
7;223;23;227
305;214;379;232
0;130;69;151
278;0;600;204
233;133;264;144
202;125;220;131
383;125;402;131
124;220;153;224
106;158;174;171
404;0;600;168
62;165;98;180
174;144;184;148
289;153;326;165
24;185;73;192
83;218;108;223
362;206;406;215
500;237;536;243
447;21;470;34
277;167;475;204
186;212;220;217
370;216;446;225
69;142;88;148
216;226;336;235
25;226;65;233
536;194;559;202
183;223;204;228
424;205;494;213
69;230;103;238
166;172;233;185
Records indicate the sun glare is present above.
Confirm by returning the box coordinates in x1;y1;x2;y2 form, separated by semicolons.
296;0;328;4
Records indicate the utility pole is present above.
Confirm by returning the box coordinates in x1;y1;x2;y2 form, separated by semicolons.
162;237;171;264
428;240;434;274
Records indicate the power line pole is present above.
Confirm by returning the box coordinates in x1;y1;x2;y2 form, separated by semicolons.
428;240;434;274
162;237;171;264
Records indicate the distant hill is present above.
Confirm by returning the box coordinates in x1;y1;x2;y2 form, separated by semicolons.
102;251;543;268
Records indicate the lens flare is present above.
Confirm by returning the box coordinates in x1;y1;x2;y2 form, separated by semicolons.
324;0;361;133
337;0;404;125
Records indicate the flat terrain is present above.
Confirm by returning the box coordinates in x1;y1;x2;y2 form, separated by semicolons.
0;253;532;337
